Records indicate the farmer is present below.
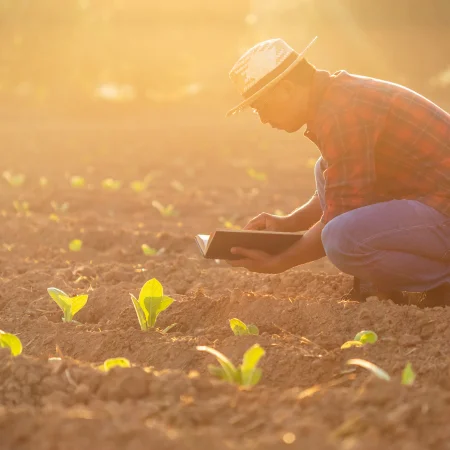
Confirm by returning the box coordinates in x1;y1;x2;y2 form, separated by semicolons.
226;37;450;307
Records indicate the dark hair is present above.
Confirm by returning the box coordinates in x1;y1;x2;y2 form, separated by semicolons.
283;58;316;86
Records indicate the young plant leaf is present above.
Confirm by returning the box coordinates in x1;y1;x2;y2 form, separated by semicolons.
346;358;391;381
13;201;31;217
170;180;184;192
70;176;85;188
341;340;364;350
197;346;238;384
161;323;177;334
130;294;148;331
0;330;23;356
102;178;121;191
240;344;265;386
3;171;25;187
70;294;89;317
69;239;83;252
152;200;177;217
246;168;267;181
101;357;131;372
48;287;72;319
47;288;88;322
207;364;228;381
229;318;259;336
139;278;163;301
141;244;157;256
354;330;378;344
401;362;416;386
130;180;147;192
144;296;174;328
51;201;69;213
219;216;241;230
132;279;174;330
229;318;248;336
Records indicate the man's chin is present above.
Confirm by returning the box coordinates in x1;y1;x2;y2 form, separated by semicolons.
282;123;304;133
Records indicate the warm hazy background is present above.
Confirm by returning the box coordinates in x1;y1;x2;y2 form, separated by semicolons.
1;0;450;116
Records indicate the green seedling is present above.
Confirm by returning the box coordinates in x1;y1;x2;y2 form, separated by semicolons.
161;323;177;334
229;318;259;336
130;174;153;193
341;330;378;349
236;187;260;200
354;330;378;344
197;344;265;387
130;278;174;331
13;200;31;217
141;244;157;256
152;200;177;217
3;171;25;187
246;168;267;181
346;358;391;381
99;357;131;372
170;180;185;192
49;213;60;223
70;176;85;188
102;178;121;191
341;340;364;349
69;239;83;252
130;180;146;192
39;176;48;187
51;201;70;214
401;362;416;386
0;330;23;356
47;287;88;322
218;216;241;230
152;200;178;217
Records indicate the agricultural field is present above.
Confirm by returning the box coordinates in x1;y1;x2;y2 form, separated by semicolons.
1;109;450;450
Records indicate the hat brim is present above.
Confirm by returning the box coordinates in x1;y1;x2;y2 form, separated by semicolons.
226;36;318;118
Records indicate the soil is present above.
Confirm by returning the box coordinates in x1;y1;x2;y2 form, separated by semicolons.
1;109;449;450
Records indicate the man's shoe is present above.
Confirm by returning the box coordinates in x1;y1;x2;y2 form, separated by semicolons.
341;277;405;304
418;283;450;308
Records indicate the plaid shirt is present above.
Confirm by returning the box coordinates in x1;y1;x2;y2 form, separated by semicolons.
305;70;450;224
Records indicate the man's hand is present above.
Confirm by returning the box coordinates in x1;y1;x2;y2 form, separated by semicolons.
227;247;290;274
244;193;322;232
244;212;294;231
227;220;326;274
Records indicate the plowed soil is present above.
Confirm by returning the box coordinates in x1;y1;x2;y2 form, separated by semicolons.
1;109;449;450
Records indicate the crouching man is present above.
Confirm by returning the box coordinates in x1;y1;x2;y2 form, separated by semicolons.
225;37;450;307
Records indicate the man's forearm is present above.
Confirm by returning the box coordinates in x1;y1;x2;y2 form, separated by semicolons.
286;193;323;231
276;220;326;270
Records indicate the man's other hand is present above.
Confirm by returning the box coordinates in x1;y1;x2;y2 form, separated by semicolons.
226;247;290;274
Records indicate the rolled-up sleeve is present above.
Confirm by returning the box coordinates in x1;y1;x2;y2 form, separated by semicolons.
319;112;379;224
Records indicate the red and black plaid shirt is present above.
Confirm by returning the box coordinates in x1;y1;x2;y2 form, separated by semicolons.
305;70;450;224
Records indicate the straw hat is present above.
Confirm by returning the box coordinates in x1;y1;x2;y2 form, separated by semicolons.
226;36;317;117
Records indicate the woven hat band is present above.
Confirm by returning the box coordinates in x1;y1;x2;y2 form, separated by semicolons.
242;51;299;99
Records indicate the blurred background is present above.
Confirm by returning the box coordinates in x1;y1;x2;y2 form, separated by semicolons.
0;0;449;281
1;0;450;117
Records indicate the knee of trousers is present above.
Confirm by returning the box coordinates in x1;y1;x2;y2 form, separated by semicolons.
321;213;365;272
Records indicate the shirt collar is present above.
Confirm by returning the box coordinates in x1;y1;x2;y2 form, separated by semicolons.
304;69;333;139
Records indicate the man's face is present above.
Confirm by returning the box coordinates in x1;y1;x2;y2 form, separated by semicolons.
250;80;310;133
